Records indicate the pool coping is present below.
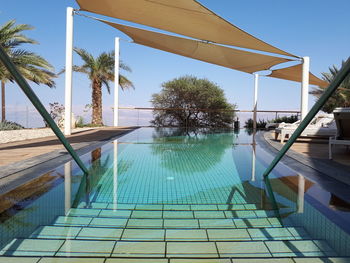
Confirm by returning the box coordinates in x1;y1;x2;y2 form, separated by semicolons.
259;131;350;187
0;127;138;196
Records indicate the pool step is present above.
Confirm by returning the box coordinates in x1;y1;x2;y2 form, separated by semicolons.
52;216;285;228
0;201;342;261
67;207;280;219
77;202;278;211
0;238;337;257
0;257;349;263
30;225;311;241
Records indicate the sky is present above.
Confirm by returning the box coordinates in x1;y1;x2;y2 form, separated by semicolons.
1;0;349;127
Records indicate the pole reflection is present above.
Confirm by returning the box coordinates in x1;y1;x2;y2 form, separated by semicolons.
64;161;72;215
113;140;118;210
297;174;305;213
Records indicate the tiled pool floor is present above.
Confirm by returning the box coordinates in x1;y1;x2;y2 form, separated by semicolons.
1;202;349;262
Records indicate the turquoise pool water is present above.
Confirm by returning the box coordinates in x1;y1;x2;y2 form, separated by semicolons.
0;127;350;260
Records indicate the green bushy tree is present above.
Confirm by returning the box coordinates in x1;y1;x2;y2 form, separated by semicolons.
151;76;236;128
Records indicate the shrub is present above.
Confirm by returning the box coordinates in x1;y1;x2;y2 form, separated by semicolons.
75;116;84;128
270;114;298;124
244;118;267;129
0;121;24;130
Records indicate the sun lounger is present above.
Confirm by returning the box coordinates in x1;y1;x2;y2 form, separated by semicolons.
266;120;300;130
275;114;335;143
329;108;350;159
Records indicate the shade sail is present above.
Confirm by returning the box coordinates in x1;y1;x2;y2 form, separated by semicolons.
268;64;328;87
101;20;291;74
76;0;296;58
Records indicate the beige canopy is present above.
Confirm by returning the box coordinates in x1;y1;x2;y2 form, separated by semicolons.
101;20;291;74
76;0;296;58
268;64;328;87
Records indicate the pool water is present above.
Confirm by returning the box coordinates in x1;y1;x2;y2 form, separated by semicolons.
0;127;349;261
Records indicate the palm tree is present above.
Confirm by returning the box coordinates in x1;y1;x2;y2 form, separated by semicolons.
0;20;56;121
310;60;350;113
73;47;134;126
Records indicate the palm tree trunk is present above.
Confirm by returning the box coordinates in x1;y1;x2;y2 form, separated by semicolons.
91;79;103;126
1;81;5;122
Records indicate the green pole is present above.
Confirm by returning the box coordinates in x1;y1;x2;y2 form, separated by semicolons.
263;57;350;177
0;45;89;175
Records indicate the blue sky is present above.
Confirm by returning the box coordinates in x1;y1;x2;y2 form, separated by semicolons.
1;0;349;125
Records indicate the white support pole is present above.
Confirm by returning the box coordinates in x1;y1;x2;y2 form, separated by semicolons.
113;140;118;210
114;37;120;127
253;74;259;130
301;56;310;120
64;7;74;135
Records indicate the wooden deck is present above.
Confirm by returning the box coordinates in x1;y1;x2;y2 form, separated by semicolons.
0;127;135;167
271;131;350;167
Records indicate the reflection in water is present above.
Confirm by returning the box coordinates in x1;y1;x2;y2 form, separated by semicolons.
269;175;314;214
329;194;350;212
64;161;72;215
297;174;305;213
72;147;111;208
251;131;256;182
151;128;234;173
113;140;118;210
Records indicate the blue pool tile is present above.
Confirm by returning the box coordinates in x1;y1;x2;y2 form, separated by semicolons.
216;241;271;257
0;239;64;256
77;227;123;240
31;226;81;239
99;209;132;218
53;216;92;226
89;218;127;227
57;240;115;257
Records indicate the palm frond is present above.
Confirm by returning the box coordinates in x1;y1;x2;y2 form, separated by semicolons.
120;60;132;72
119;75;135;90
0;20;37;49
1;49;56;87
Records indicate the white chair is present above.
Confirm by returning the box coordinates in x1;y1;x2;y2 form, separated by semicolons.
329;108;350;159
275;114;336;143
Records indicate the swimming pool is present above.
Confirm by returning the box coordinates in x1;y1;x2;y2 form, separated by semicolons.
0;127;349;261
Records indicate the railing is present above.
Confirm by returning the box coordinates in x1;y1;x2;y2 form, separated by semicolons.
117;107;300;128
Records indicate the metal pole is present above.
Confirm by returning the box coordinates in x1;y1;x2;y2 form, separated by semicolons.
253;74;258;130
114;37;120;127
301;57;310;120
64;7;74;135
0;44;89;175
263;58;350;178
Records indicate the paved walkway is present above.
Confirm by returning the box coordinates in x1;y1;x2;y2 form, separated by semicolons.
0;127;135;167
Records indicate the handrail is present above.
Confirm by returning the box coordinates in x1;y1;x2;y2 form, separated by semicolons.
0;45;89;176
263;57;350;177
